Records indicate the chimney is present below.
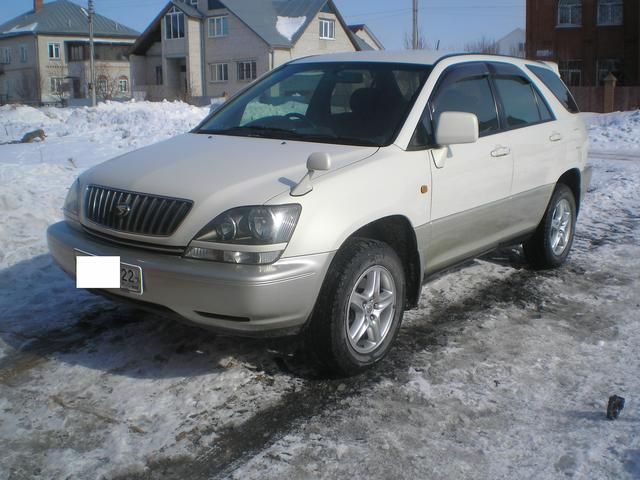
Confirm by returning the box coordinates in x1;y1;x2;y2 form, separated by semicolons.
34;0;43;13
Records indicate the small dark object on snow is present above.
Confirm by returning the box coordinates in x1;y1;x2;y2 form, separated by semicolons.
606;395;625;420
20;129;46;143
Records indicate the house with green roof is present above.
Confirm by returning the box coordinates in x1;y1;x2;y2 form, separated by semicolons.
130;0;381;101
0;0;138;104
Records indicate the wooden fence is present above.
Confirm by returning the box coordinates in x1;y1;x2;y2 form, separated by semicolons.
570;85;640;113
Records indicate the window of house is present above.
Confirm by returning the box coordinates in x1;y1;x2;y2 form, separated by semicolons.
20;45;27;63
188;0;198;6
558;60;582;86
118;77;129;93
50;77;64;94
0;47;10;65
165;6;185;39
48;43;61;59
558;0;582;26
208;15;228;37
98;76;108;94
597;58;623;85
155;66;163;85
319;18;336;39
598;0;623;26
210;63;229;82
237;60;257;81
70;45;84;61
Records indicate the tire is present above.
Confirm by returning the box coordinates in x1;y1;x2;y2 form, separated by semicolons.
305;238;406;376
523;183;577;269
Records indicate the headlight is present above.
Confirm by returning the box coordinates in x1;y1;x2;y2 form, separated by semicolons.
63;179;81;221
184;204;301;265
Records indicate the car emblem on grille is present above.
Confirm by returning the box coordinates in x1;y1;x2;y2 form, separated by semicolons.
114;203;131;217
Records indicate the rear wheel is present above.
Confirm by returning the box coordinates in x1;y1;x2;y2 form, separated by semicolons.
523;183;576;269
305;238;406;376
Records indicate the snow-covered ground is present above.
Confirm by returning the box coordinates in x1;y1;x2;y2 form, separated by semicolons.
0;103;639;479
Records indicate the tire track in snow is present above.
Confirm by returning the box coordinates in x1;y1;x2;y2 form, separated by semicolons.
118;268;551;480
0;306;139;385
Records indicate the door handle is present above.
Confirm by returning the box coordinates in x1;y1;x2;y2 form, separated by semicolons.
491;146;511;158
550;132;563;142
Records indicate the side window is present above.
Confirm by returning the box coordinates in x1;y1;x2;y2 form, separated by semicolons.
432;75;499;137
527;64;580;113
534;89;554;122
492;75;542;128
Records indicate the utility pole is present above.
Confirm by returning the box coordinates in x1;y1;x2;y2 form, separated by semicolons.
412;0;418;49
88;0;97;106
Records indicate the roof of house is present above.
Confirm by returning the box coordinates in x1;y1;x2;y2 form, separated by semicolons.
132;0;360;54
348;24;384;50
0;0;139;40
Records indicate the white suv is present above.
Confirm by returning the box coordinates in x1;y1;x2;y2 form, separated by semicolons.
48;51;591;375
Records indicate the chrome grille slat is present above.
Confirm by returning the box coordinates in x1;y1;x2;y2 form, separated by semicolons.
84;185;193;236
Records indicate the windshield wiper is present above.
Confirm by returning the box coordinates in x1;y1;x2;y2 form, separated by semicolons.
198;126;379;147
198;125;296;138
292;132;379;147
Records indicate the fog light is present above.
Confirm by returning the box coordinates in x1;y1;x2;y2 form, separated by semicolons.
184;247;282;265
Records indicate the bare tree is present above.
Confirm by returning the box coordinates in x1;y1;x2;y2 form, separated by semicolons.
95;65;121;101
464;36;499;54
13;71;39;103
403;28;429;50
41;64;70;105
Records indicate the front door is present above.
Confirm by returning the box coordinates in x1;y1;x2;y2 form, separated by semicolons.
422;63;514;273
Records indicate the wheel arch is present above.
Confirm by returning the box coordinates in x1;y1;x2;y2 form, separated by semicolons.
557;168;582;214
344;215;422;310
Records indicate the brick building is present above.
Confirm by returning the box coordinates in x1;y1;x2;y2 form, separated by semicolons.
526;0;639;87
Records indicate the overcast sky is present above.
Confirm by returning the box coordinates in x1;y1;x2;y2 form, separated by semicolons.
1;0;525;50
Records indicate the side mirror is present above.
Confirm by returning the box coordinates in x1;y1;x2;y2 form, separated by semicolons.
291;152;332;197
435;111;479;146
307;152;331;172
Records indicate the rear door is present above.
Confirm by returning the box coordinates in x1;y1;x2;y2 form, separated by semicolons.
487;62;566;237
421;62;514;273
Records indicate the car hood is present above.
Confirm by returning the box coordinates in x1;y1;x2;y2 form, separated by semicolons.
80;133;378;244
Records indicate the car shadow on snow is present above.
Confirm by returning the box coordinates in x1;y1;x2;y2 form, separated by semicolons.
0;241;601;386
0;254;300;382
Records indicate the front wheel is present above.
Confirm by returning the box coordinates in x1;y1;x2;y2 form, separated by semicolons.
523;183;577;269
305;238;406;376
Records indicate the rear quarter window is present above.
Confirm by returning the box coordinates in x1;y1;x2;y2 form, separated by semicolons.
527;65;580;114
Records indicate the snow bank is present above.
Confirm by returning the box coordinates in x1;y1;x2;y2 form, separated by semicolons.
276;16;306;41
0;101;208;154
582;110;640;156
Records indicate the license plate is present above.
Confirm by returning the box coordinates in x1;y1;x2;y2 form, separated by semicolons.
120;262;143;294
75;249;143;295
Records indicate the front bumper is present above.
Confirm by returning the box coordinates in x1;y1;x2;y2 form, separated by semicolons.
47;222;334;336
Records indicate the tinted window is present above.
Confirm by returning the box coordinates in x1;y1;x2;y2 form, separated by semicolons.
493;76;542;128
527;64;580;113
432;75;499;137
534;89;554;121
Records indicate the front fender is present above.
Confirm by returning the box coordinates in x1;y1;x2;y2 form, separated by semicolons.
271;146;432;258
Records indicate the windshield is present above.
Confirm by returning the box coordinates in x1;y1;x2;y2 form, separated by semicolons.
196;62;433;147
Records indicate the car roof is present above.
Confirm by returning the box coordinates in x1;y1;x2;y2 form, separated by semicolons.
292;50;554;70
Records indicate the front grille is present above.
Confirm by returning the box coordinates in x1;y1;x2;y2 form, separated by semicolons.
82;226;186;255
84;185;193;236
